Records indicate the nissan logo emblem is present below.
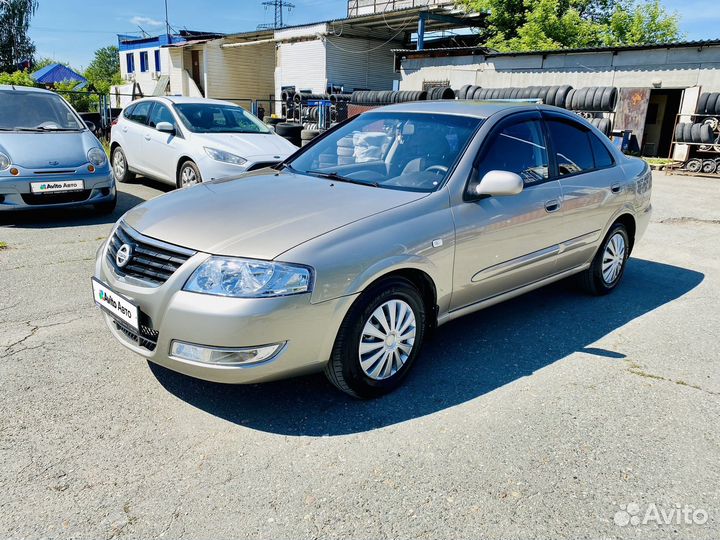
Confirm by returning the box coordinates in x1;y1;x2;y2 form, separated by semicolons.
116;244;133;268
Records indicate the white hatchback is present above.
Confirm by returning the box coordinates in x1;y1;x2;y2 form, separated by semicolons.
110;96;298;188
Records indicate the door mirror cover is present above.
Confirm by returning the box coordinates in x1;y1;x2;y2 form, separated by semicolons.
156;122;175;134
475;170;524;197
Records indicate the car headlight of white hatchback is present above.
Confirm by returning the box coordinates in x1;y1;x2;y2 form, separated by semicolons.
87;147;107;167
204;147;247;166
0;152;10;170
184;257;312;298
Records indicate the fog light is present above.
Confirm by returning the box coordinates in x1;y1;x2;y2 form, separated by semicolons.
10;168;18;176
88;165;96;173
170;340;285;365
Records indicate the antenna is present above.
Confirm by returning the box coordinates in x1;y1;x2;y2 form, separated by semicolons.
164;0;171;38
257;0;295;30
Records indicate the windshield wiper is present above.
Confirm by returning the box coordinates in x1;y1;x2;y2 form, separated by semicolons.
306;170;379;187
13;126;81;132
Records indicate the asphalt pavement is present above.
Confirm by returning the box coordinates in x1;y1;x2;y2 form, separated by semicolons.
0;172;718;539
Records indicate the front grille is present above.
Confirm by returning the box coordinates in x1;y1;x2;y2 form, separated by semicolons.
107;223;195;286
113;319;159;351
247;161;280;172
33;170;77;175
21;190;91;205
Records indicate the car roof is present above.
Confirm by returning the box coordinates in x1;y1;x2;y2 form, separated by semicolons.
136;96;243;107
0;84;54;94
368;100;556;119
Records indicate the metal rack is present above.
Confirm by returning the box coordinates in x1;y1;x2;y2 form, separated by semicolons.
667;112;720;177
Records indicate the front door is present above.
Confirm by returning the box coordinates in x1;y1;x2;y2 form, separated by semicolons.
450;111;565;311
191;50;203;93
144;102;182;183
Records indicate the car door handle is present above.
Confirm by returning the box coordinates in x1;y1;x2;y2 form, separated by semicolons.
545;199;561;213
611;183;621;193
144;134;151;141
121;127;128;133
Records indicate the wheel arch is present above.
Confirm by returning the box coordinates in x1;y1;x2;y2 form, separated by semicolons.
613;213;636;253
176;156;196;180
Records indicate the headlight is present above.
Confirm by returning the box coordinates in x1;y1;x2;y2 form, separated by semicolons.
204;147;247;166
183;257;312;298
0;152;10;170
87;147;107;167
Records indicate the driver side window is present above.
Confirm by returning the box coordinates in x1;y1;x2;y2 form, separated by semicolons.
472;117;549;191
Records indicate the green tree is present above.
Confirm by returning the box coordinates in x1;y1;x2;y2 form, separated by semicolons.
84;45;122;94
0;0;39;71
0;69;37;87
459;0;682;51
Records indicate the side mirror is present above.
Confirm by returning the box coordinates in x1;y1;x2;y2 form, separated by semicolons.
156;122;175;134
85;121;96;133
474;170;524;197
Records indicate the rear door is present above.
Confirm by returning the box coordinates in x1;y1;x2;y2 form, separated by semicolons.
121;100;154;175
449;111;565;310
542;112;627;271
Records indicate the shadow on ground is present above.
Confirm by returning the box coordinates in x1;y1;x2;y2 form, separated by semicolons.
0;177;171;228
151;258;703;436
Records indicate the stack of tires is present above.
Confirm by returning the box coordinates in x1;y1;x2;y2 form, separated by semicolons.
674;121;716;144
564;87;618;112
696;92;720;115
301;129;321;147
589;117;612;136
684;157;720;174
350;90;428;105
457;85;572;109
336;135;355;165
274;122;303;147
425;86;455;100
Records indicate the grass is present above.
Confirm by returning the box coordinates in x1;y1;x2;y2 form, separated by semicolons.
100;138;111;157
643;157;677;166
0;242;7;250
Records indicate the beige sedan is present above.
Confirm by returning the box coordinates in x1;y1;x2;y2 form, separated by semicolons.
93;101;652;398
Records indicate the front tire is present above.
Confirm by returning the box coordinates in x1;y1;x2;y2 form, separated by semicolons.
325;277;426;398
578;223;630;295
111;146;135;183
177;160;202;188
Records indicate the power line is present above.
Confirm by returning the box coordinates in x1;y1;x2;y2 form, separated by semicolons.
257;0;295;30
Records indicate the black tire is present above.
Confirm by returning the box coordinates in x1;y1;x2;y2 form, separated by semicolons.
592;87;604;111
578;222;630;295
702;159;717;174
554;85;571;108
458;84;471;99
111;146;135;183
697;92;710;114
177;160;202;189
597;117;611;136
545;86;559;106
474;87;486;100
565;88;576;109
700;123;714;143
301;129;320;141
602;87;617;111
686;158;702;173
682;123;693;144
574;88;589;110
324;277;427;398
674;122;687;142
582;87;596;110
714;93;720;115
705;93;719;117
691;123;703;143
94;193;117;215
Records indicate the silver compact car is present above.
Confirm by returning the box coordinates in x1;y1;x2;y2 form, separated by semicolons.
93;101;652;398
0;85;115;213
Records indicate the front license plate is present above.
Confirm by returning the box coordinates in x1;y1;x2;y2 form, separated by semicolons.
92;278;139;331
30;179;84;194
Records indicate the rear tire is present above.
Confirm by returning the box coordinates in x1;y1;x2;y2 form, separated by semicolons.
324;277;427;399
111;146;135;183
578;223;630;296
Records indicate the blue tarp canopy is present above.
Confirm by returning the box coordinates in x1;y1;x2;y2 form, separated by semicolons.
31;63;87;86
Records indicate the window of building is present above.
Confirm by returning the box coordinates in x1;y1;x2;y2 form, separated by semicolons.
154;49;161;72
140;51;149;72
126;53;135;74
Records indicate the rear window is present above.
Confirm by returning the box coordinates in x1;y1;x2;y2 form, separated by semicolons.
546;118;594;175
589;132;615;168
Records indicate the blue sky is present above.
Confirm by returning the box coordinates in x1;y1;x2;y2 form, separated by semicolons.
29;0;719;69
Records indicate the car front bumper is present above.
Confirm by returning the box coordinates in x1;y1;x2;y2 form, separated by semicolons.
0;170;115;211
94;240;357;384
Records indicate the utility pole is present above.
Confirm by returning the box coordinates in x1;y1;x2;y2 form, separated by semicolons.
164;0;171;40
257;0;295;30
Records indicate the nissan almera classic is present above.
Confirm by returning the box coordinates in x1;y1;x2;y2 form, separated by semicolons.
93;101;652;398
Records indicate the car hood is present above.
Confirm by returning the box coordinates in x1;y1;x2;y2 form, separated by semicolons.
123;170;427;260
192;132;298;159
0;131;96;169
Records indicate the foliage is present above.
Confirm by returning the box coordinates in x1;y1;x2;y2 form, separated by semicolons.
458;0;682;51
0;0;39;72
0;69;37;87
54;80;97;112
84;46;122;94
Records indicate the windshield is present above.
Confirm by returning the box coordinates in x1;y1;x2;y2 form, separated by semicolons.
173;103;270;134
0;90;84;131
288;112;481;193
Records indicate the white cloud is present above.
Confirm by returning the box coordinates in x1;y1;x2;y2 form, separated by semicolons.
130;16;165;28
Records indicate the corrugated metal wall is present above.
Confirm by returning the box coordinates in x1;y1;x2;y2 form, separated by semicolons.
204;40;276;100
275;39;328;96
326;36;401;91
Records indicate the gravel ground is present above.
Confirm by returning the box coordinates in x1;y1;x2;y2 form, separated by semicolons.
0;172;718;540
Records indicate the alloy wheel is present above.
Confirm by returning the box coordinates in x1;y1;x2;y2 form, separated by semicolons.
113;151;125;178
358;299;416;380
602;232;626;284
180;165;198;186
